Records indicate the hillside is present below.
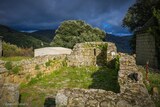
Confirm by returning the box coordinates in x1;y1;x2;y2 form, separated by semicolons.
0;25;49;48
30;30;55;42
0;24;132;52
106;34;132;53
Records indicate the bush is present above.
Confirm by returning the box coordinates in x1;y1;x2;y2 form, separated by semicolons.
12;66;21;74
5;61;21;74
5;61;13;70
2;42;33;57
35;65;40;70
45;60;52;67
51;20;106;48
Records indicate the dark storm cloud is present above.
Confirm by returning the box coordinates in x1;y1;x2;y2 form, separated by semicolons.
0;0;135;35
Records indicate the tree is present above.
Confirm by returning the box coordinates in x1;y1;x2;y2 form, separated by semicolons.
123;0;160;53
123;0;159;31
50;20;106;48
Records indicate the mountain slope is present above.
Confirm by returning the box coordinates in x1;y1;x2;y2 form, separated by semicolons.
0;25;48;48
106;34;132;53
30;30;55;42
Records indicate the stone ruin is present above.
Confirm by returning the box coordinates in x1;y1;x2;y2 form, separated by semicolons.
0;42;155;107
67;42;117;66
55;42;155;107
56;53;155;107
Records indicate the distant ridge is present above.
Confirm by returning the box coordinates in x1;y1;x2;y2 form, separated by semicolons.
106;34;132;53
0;24;48;48
30;30;55;42
0;24;132;52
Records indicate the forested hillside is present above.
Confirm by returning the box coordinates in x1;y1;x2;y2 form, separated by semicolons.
0;25;48;48
30;30;55;43
106;34;132;53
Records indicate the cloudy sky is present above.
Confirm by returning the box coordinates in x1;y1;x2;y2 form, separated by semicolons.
0;0;135;35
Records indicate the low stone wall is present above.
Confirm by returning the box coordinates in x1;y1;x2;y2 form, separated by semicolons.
0;75;19;107
67;42;117;66
0;55;67;106
55;54;155;107
0;55;67;84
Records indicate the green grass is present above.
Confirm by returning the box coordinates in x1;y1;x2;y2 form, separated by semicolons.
20;66;119;107
0;56;31;61
138;66;160;107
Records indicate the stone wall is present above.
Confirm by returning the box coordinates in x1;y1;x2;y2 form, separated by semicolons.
55;53;155;107
67;42;117;67
0;55;66;84
0;37;2;57
136;33;158;68
0;55;67;106
0;71;19;106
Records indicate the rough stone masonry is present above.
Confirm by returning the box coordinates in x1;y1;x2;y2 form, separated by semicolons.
67;42;117;67
56;53;155;107
0;42;155;107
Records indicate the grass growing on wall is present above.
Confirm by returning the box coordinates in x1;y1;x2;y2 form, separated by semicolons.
5;61;22;74
19;66;120;107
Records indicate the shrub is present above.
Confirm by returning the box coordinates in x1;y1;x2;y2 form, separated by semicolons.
28;78;38;85
26;74;31;80
12;66;21;74
45;60;52;67
5;61;13;70
2;42;33;57
5;61;21;74
35;65;40;70
36;72;43;78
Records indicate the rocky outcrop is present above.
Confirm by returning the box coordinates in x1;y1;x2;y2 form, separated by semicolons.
55;53;155;107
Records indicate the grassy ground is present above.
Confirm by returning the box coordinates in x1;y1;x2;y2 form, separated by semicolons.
0;56;31;61
138;66;160;107
19;66;119;107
